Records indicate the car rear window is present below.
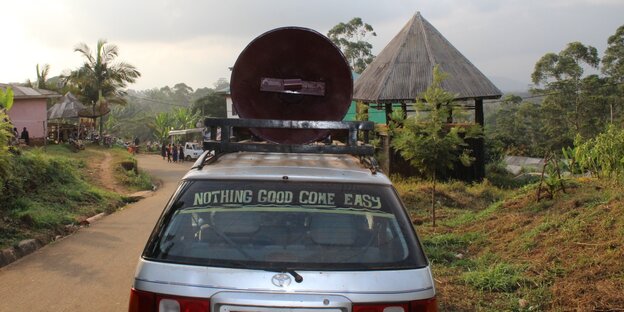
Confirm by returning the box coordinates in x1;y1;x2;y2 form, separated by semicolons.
144;180;428;270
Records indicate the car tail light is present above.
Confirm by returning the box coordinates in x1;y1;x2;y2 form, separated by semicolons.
353;298;438;312
129;288;155;312
129;288;210;312
409;298;438;312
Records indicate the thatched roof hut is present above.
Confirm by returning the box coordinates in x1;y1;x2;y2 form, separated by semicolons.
353;12;502;180
353;12;501;103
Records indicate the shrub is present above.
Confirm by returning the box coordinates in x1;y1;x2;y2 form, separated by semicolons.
463;262;526;292
573;125;624;182
422;232;481;266
116;157;152;191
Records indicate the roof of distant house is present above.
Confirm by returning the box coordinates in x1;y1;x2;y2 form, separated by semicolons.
0;83;61;99
215;86;230;95
353;12;502;103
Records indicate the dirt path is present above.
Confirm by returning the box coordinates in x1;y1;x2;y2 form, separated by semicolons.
85;150;126;195
99;151;126;194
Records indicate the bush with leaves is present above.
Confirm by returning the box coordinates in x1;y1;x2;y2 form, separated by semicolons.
391;65;481;225
0;86;15;151
0;87;15;191
573;125;624;181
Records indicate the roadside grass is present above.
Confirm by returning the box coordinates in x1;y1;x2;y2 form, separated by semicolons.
0;144;153;250
462;261;527;293
111;150;153;192
395;176;624;311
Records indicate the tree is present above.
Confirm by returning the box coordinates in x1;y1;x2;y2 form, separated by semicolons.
602;24;624;122
171;107;200;130
531;42;601;150
327;17;376;74
213;78;229;91
172;83;193;106
105;104;153;140
603;25;624;82
26;64;51;90
391;65;480;226
148;108;199;144
150;112;173;144
485;95;546;157
191;90;226;118
66;39;141;139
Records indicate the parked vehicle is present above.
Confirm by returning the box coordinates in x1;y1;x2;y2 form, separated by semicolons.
184;142;203;161
129;26;436;312
129;120;437;312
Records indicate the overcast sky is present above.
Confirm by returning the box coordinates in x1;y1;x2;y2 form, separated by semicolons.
2;0;623;92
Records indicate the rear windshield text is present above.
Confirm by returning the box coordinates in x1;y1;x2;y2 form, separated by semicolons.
192;189;381;209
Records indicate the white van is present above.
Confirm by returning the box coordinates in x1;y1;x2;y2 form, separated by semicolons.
183;142;203;161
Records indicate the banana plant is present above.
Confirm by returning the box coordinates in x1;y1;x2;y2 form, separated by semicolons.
150;112;173;143
0;87;15;153
172;107;200;130
0;87;14;111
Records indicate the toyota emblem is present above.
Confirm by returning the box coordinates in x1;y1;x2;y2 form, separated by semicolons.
271;273;292;287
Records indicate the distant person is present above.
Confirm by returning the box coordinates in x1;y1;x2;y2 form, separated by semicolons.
20;127;30;145
133;136;140;154
12;127;18;145
166;144;172;163
179;145;185;162
161;144;166;160
172;144;179;163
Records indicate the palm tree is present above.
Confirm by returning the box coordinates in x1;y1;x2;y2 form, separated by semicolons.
25;64;52;90
66;39;141;140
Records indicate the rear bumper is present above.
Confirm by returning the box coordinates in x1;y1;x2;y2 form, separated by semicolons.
133;259;436;303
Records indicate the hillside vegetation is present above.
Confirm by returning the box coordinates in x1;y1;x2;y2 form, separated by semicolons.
397;178;624;311
0;145;152;250
1;144;622;310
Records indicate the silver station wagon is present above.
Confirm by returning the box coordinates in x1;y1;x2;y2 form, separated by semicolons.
130;149;437;312
130;26;437;312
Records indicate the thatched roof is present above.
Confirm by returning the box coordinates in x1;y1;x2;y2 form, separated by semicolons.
47;92;86;119
353;12;502;103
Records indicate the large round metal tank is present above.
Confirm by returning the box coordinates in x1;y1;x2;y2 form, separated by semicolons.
231;27;353;144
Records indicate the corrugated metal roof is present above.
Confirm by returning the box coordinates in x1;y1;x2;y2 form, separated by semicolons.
0;83;60;99
353;12;502;103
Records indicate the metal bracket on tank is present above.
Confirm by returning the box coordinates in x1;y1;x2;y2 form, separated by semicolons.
260;78;325;96
202;118;374;155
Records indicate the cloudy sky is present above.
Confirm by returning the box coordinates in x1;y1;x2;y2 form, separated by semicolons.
2;0;623;91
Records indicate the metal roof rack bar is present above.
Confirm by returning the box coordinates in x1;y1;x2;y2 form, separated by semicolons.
202;118;375;156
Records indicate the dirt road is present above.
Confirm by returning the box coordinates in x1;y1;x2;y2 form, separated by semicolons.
0;154;190;311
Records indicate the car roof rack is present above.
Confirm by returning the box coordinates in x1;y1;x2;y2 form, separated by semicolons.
193;118;379;173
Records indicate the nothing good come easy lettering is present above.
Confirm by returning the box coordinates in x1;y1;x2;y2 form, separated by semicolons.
193;189;381;209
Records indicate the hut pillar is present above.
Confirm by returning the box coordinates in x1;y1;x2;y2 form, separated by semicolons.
401;103;407;119
385;103;393;122
383;103;394;174
474;98;485;180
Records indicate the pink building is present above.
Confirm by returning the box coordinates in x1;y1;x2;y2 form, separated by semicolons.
1;83;60;144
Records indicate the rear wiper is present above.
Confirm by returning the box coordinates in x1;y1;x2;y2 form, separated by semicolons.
287;270;304;283
263;267;303;283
